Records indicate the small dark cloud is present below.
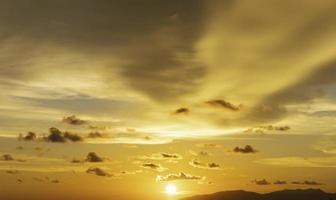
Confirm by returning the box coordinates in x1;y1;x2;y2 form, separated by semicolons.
62;115;88;125
156;172;203;182
5;170;19;174
274;180;287;185
206;99;242;111
246;125;290;133
141;163;164;171
161;153;181;159
254;179;271;185
138;152;182;160
51;179;60;183
17;179;23;183
87;132;106;138
85;152;104;162
189;159;221;170
291;180;323;185
71;159;82;163
0;154;14;161
45;127;83;143
233;145;257;154
174;107;190;115
86;167;111;177
18;132;37;141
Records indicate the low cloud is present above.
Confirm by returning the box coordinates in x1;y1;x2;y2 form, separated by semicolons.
141;163;165;171
274;180;287;185
291;180;323;185
62;115;88;125
45;127;83;142
138;152;182;160
245;125;290;133
5;170;19;174
85;152;104;162
87;132;107;138
156;172;203;182
0;154;14;161
18;132;37;141
86;167;111;177
196;143;222;149
233;145;257;154
205;99;242;111
189;159;221;170
256;156;336;168
174;107;190;115
254;179;271;185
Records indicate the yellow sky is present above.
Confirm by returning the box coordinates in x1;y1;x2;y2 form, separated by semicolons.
1;0;336;199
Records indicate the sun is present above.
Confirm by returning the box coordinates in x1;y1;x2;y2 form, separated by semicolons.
165;184;177;195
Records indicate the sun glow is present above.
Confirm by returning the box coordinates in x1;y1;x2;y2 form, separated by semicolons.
165;184;177;195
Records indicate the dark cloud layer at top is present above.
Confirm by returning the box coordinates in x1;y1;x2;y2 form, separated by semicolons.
0;0;208;100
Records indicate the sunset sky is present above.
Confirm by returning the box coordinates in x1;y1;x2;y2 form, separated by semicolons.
1;1;336;199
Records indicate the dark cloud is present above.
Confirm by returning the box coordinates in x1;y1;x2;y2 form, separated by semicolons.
141;163;164;171
85;152;104;162
18;132;37;141
0;154;14;161
45;127;83;142
233;145;257;154
86;167;111;177
254;179;271;185
62;115;88;125
156;172;203;182
245;125;290;133
291;180;323;185
87;132;106;138
189;159;221;170
5;170;19;174
174;107;190;115
273;180;287;185
138;152;182;160
247;60;336;123
206;99;242;111
51;179;60;183
0;0;207;100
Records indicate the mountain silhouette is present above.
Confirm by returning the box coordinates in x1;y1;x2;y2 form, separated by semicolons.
181;189;336;200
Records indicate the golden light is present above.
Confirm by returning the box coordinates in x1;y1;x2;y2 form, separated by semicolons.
165;184;177;195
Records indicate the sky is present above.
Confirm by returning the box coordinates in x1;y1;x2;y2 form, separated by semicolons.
1;0;336;199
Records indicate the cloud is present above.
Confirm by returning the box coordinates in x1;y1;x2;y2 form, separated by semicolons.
87;132;107;139
138;152;182;160
174;107;190;115
254;179;271;185
0;154;14;161
5;170;19;174
189;159;221;170
233;145;257;154
256;156;336;168
45;127;83;142
18;132;37;141
245;125;290;133
141;163;165;171
156;172;203;182
206;100;242;111
196;143;222;149
273;180;287;185
85;152;104;162
62;115;88;125
291;181;323;185
86;167;111;177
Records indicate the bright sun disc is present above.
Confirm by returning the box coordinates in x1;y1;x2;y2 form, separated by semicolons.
165;184;177;195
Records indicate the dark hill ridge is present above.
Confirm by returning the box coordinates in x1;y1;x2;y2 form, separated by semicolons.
181;189;336;200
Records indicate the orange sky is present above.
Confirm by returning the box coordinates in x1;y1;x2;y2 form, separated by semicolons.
1;0;336;199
